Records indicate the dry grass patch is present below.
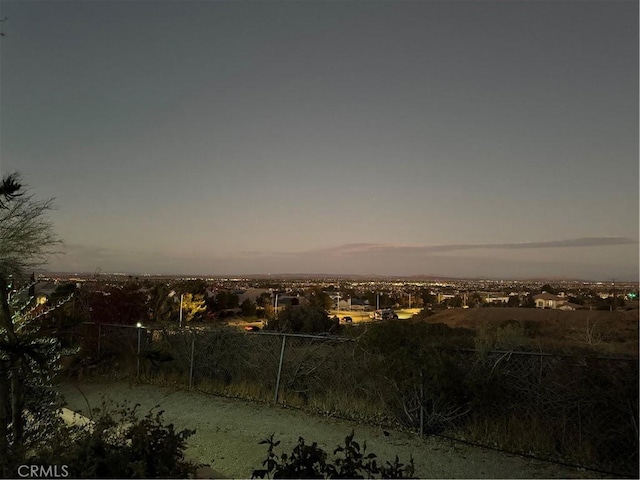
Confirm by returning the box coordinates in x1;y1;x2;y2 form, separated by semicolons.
422;308;638;355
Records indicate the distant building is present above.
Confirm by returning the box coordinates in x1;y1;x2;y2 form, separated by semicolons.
437;293;458;303
482;293;511;305
349;298;369;311
237;288;270;304
533;292;581;310
14;281;58;305
276;295;305;307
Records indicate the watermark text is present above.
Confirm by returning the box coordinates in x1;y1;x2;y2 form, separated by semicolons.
17;465;69;478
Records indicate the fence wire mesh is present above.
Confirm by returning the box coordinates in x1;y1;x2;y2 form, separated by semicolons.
66;323;638;477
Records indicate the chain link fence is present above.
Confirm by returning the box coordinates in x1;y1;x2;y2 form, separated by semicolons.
64;323;638;477
402;349;638;477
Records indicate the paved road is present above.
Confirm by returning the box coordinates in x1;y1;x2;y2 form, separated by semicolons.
59;381;598;479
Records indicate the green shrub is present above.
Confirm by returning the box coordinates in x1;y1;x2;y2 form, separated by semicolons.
252;431;414;479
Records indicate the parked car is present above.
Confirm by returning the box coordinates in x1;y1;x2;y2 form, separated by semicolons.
373;309;398;320
343;316;353;323
381;310;398;320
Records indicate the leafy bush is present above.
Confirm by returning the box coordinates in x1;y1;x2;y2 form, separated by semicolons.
252;431;414;479
265;305;340;334
25;401;201;479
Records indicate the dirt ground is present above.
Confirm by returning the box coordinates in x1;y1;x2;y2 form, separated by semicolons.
58;381;602;479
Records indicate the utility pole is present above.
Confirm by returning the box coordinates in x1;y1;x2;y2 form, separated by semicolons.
610;279;615;312
274;293;279;319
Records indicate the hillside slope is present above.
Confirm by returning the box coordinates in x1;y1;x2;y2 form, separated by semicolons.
418;307;638;355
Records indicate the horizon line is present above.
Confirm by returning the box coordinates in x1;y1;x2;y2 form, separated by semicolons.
41;270;640;283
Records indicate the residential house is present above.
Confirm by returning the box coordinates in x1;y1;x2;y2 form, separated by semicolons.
13;281;58;306
533;292;581;310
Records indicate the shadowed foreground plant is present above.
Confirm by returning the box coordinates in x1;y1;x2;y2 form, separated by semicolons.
25;400;202;478
0;172;64;476
252;430;414;479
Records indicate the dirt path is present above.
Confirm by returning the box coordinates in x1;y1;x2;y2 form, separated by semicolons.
59;381;595;479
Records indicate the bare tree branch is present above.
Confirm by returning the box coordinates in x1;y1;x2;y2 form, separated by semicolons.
0;190;61;278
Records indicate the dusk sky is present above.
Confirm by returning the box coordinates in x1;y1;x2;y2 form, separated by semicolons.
0;0;638;280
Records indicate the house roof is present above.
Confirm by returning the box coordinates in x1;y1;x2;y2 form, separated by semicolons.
533;293;562;301
559;302;582;310
35;281;58;296
237;288;270;304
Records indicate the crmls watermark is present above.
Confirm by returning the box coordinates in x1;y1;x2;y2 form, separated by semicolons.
17;465;69;478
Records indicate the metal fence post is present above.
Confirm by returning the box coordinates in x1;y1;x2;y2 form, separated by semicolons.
97;323;102;357
274;334;287;404
189;332;196;389
420;369;424;437
136;326;142;379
